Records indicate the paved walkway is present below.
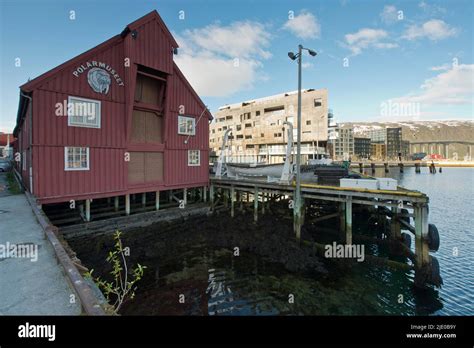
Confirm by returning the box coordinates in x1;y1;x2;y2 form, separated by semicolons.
0;185;82;315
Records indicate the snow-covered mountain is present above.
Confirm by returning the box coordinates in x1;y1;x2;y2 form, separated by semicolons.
339;120;474;143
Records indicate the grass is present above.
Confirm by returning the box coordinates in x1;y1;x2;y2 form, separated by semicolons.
6;171;22;194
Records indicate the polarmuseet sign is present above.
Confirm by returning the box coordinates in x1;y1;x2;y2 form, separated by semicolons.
72;61;124;94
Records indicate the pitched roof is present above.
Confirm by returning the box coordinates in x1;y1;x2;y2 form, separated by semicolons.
21;10;178;92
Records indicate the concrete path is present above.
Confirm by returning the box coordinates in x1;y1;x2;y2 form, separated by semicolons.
0;172;13;198
0;188;82;315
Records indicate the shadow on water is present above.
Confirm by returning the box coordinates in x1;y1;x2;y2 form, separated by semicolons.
67;197;446;315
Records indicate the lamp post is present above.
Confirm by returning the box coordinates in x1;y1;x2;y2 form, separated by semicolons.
288;45;317;239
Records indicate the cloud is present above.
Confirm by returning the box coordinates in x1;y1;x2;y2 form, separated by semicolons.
283;11;320;39
180;21;272;59
418;1;446;16
343;28;398;55
380;5;399;24
429;64;450;71
174;21;272;97
391;64;474;105
402;19;458;41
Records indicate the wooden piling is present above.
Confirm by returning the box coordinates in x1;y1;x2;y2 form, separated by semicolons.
142;193;146;207
125;194;130;216
254;187;258;223
85;199;91;222
414;203;431;288
155;191;160;211
209;184;214;210
384;162;389;173
359;163;363;173
114;196;119;212
345;197;352;245
231;186;235;218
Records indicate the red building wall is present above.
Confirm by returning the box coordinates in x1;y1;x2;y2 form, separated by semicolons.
14;11;211;204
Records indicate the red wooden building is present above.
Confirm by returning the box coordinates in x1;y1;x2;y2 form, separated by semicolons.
13;10;212;218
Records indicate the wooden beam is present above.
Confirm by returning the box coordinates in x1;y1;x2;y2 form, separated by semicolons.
125;194;130;216
231;186;235;218
155;191;160;211
85;199;91;222
345;197;352;244
254;187;258;223
114;196;119;212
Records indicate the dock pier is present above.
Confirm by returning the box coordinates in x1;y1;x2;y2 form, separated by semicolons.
209;176;441;289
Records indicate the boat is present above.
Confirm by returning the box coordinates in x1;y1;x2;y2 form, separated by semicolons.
226;162;286;179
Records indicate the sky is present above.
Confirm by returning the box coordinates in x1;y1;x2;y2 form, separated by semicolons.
0;0;473;133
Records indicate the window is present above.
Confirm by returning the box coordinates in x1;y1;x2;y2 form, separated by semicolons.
188;150;200;166
68;96;101;128
243;112;251;120
245;135;252;139
245;123;252;128
314;98;322;107
226;115;233;120
65;147;89;171
256;111;260;116
178;116;195;135
212;129;215;134
260;133;264;137
236;125;242;131
134;73;166;107
274;133;282;138
306;120;311;125
236;135;244;139
264;105;284;113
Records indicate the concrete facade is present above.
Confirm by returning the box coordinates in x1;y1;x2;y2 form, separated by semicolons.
209;89;329;164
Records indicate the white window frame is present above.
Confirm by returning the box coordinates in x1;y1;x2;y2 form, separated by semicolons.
64;147;90;171
187;150;200;166
178;116;196;136
67;96;101;128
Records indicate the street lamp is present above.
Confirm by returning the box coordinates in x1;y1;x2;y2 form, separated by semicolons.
288;44;317;239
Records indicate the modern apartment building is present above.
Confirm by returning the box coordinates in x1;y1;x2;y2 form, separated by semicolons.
354;137;371;159
209;89;329;164
331;127;354;160
365;127;410;160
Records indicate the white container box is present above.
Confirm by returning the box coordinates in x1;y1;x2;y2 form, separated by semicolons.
377;178;398;190
340;178;379;190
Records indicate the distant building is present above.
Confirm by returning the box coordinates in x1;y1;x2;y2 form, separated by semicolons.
332;127;354;160
367;128;386;143
0;133;15;158
354;137;371;159
364;127;410;160
402;140;410;159
386;127;403;159
210;89;329;164
371;143;386;160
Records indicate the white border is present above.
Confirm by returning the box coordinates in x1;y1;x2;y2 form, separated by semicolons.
64;146;90;171
67;96;101;128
